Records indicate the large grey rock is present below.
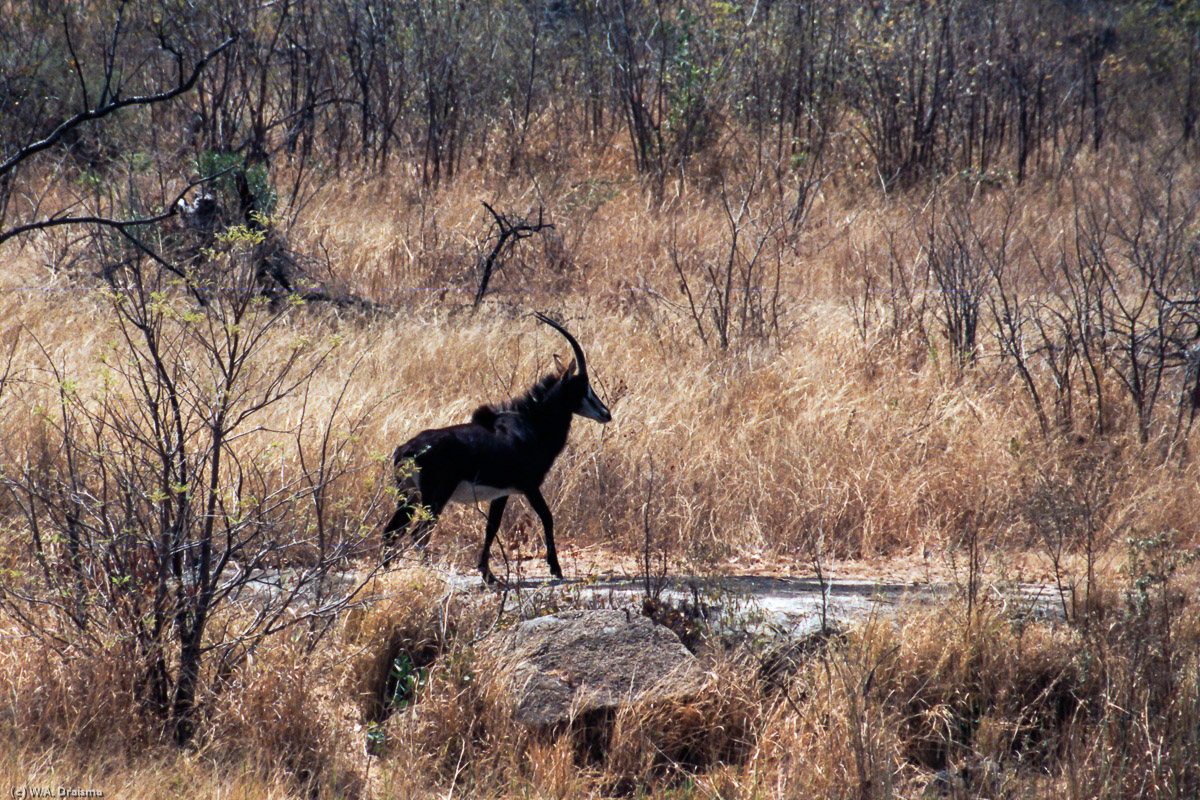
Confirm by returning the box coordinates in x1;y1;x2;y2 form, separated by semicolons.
493;609;705;728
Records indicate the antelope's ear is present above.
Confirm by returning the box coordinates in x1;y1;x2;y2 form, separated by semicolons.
563;358;577;378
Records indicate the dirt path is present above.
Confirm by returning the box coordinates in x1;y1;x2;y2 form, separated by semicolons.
439;571;1066;636
241;548;1067;637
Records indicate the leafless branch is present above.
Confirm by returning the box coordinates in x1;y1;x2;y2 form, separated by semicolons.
473;202;554;307
0;37;234;181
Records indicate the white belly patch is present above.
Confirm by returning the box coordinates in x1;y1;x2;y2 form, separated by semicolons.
448;482;513;505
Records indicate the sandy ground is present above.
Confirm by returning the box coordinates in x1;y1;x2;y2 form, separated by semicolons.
366;543;1073;638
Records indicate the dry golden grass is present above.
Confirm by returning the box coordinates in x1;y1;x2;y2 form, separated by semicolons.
3;129;1200;797
2;558;1198;798
0;747;303;800
7;147;1199;568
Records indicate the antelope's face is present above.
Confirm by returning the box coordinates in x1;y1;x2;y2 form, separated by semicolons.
537;312;612;424
578;379;612;423
561;361;611;423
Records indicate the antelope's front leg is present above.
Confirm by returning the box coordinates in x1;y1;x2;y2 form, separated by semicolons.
479;496;509;584
524;488;562;580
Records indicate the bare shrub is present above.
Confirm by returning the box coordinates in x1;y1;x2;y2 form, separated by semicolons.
670;171;791;350
1020;443;1123;626
846;211;932;374
0;235;387;746
1012;160;1200;447
921;189;993;368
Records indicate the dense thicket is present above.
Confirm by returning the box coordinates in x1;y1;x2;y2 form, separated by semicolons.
2;0;1197;204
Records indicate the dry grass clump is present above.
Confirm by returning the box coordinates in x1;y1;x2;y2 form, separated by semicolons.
1062;549;1200;799
0;744;303;800
747;594;1193;799
340;568;494;724
603;660;762;793
3;558;1199;799
0;634;158;755
339;578;557;796
383;639;522;794
0;610;361;796
200;641;361;797
878;605;1089;776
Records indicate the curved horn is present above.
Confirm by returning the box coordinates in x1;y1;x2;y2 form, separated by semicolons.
534;312;587;379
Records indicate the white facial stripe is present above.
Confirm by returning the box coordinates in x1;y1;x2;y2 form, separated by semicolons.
580;384;611;420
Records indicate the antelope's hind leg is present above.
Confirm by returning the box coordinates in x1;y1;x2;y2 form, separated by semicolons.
384;455;418;544
383;459;439;549
382;502;414;544
382;499;438;546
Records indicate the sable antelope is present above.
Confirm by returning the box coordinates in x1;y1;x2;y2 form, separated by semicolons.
383;313;611;583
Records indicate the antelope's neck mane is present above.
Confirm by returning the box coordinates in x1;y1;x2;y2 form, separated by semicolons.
470;370;566;429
